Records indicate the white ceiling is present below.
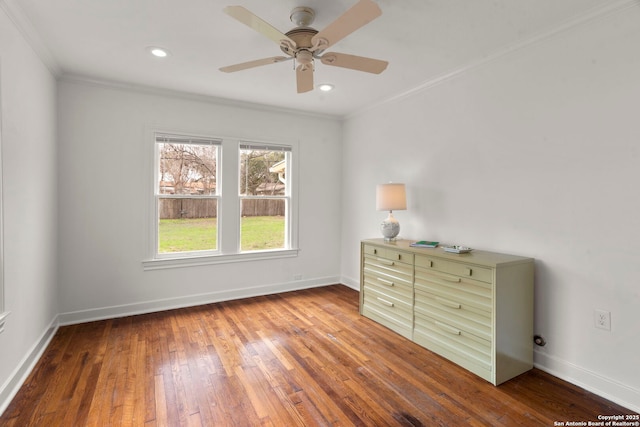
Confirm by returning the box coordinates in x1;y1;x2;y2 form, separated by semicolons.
7;0;611;117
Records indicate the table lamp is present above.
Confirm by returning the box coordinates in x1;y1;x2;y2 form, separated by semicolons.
376;183;406;241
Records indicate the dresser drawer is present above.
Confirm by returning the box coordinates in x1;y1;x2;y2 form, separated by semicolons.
363;284;412;317
363;244;414;265
414;312;491;372
415;254;492;283
362;285;413;339
415;267;492;314
414;285;491;341
363;272;413;301
363;257;413;287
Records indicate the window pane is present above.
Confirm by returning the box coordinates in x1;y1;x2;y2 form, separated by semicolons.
158;198;217;253
158;143;217;195
239;149;286;196
240;199;285;251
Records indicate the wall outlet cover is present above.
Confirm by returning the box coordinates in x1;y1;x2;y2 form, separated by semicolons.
595;309;611;331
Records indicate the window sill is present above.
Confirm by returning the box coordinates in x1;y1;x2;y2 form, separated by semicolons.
142;248;300;271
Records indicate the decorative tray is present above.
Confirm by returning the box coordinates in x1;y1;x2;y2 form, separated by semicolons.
443;245;473;254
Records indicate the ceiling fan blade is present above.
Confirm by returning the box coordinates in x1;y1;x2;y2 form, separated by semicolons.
220;56;291;73
296;65;314;93
224;6;296;47
311;0;382;51
320;52;388;74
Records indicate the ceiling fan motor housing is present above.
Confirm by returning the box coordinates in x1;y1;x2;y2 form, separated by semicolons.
281;27;321;55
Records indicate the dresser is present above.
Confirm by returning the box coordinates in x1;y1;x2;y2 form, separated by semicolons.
360;238;534;385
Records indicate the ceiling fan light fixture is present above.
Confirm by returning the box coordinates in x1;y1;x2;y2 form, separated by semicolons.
319;83;334;92
296;49;313;65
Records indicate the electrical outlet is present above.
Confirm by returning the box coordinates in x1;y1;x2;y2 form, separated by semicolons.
594;309;611;331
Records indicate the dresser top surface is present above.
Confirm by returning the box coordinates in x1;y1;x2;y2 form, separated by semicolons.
362;239;534;267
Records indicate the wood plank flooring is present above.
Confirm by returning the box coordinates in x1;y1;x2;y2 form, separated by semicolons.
1;285;635;426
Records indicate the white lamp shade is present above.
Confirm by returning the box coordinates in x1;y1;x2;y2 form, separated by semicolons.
376;183;407;211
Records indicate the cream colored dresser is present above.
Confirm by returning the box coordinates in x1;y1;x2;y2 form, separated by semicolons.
360;238;534;385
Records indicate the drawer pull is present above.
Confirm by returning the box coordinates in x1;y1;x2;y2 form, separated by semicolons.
373;248;378;255
378;278;394;287
435;321;461;335
378;259;396;266
435;297;461;309
442;276;461;283
377;297;394;307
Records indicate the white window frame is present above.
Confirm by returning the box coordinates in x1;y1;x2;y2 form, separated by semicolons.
143;130;299;270
239;142;292;253
153;133;222;259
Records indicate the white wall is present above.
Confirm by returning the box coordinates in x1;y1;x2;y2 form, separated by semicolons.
340;6;640;411
2;0;639;415
0;5;59;411
56;80;343;321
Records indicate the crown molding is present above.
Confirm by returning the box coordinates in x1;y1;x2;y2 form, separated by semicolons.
349;0;639;119
0;0;61;76
59;73;342;122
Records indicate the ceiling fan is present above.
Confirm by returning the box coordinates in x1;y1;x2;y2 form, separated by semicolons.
219;0;389;93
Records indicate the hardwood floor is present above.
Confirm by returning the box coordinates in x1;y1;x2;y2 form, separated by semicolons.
1;285;634;426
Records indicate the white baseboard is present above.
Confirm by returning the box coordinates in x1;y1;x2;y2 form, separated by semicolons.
0;317;59;417
534;349;640;413
339;275;359;291
58;276;341;326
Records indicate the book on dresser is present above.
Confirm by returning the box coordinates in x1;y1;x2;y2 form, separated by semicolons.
410;240;439;248
359;238;535;386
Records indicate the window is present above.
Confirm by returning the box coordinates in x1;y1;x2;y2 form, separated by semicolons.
145;132;297;269
239;144;291;252
155;134;220;256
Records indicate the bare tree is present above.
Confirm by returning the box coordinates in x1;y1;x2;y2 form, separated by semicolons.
240;150;284;195
159;143;217;194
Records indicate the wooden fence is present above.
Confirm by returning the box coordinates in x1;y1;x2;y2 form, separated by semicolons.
159;198;284;219
240;199;285;217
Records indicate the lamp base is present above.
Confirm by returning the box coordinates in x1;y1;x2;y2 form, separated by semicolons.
380;211;400;241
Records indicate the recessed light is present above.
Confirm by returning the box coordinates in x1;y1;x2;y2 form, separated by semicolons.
318;83;334;92
148;47;170;58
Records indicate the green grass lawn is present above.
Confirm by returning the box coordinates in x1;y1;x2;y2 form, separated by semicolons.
159;216;284;253
240;216;285;251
